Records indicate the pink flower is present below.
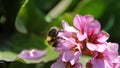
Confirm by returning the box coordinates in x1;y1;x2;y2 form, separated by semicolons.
55;36;81;65
50;14;120;68
18;49;46;60
53;14;109;67
104;42;119;60
62;50;81;65
113;56;120;68
73;15;100;35
54;21;81;65
62;20;79;33
97;30;109;43
51;59;82;68
73;15;109;52
87;42;119;68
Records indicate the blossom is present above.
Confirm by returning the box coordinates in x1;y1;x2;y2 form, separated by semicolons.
50;14;120;68
73;15;100;35
62;50;81;65
113;56;120;68
54;21;82;66
73;15;109;52
87;42;119;68
18;49;46;60
56;32;81;65
51;59;82;68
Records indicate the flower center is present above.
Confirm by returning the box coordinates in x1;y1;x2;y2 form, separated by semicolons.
88;34;98;44
81;44;93;56
70;46;79;51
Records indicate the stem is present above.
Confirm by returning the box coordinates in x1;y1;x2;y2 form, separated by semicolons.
45;0;72;22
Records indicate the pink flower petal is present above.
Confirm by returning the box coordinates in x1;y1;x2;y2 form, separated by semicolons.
58;32;73;38
97;30;109;43
62;50;81;66
55;37;76;51
51;60;66;68
87;43;97;51
91;58;105;68
18;49;46;60
106;42;119;52
62;51;74;62
70;58;76;65
113;56;120;63
62;20;78;33
73;15;86;31
113;56;120;68
70;51;81;65
85;20;101;35
96;44;106;52
77;32;87;41
84;15;94;22
74;62;82;68
92;20;101;34
104;60;113;68
104;42;119;60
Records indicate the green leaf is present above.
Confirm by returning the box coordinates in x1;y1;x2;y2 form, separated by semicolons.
0;51;17;61
3;33;59;63
40;46;59;62
51;13;75;28
34;0;60;13
15;15;28;34
15;0;50;36
15;0;29;34
46;0;73;20
74;0;107;18
36;61;54;68
0;32;59;63
65;0;81;12
9;61;35;68
58;13;75;25
103;16;114;32
10;33;47;53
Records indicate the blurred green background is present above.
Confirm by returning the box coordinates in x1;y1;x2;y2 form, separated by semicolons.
0;0;120;68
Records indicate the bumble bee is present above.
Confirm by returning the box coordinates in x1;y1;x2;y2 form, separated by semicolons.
46;27;61;47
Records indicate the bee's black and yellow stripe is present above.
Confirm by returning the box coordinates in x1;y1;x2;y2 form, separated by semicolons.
46;27;59;47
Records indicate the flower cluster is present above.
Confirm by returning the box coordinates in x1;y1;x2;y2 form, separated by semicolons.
51;15;120;68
